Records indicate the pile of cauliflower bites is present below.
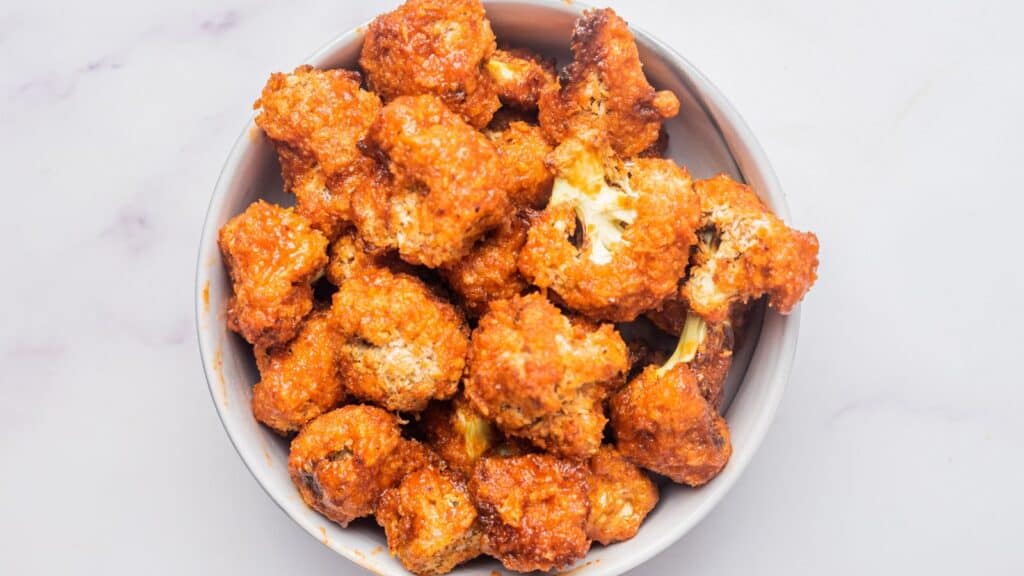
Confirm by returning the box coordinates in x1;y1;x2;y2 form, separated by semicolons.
217;1;819;574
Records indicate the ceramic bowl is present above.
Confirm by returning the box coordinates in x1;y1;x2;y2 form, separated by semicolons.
196;1;801;574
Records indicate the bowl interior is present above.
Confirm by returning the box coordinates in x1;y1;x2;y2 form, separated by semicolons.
196;2;798;574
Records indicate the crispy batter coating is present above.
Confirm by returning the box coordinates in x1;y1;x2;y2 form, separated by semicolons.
360;0;500;128
647;299;735;408
586;446;658;545
325;228;413;286
252;310;345;434
218;201;328;347
288;405;411;526
376;465;482;575
470;454;591;572
440;212;531;316
422;395;498;477
255;66;381;239
610;364;731;486
355;95;510;268
486;121;553;209
331;268;469;412
684;175;820;322
465;293;628;458
538;9;679;157
485;48;557;110
518;136;700;321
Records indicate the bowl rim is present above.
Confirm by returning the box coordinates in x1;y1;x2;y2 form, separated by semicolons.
195;1;800;574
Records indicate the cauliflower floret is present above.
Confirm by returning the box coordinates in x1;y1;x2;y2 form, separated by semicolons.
470;454;591;572
683;174;820;322
422;395;499;477
353;95;511;268
218;201;328;347
251;310;345;434
376;464;483;575
360;0;500;128
517;136;700;321
538;8;679;157
331;268;469;413
255;66;382;239
484;48;557;110
464;293;629;458
288;406;415;526
440;212;532;316
485;120;554;209
586;446;659;545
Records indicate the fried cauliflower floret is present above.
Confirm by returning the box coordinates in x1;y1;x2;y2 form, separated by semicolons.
485;48;556;110
647;301;735;408
251;310;345;434
218;201;328;347
538;8;679;157
470;454;591;572
610;359;732;487
465;293;628;458
422;395;498;477
325;228;413;286
360;0;500;128
517;136;700;321
586;446;659;545
331;268;469;412
486;121;553;209
684;175;820;322
354;95;510;268
376;465;482;575
255;66;381;239
440;212;531;316
288;405;412;526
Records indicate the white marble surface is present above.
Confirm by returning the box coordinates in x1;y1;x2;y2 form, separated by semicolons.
1;0;1022;573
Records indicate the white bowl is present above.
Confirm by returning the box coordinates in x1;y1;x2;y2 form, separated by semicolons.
195;1;801;574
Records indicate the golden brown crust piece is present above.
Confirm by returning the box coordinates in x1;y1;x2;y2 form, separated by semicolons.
218;201;328;347
422;395;498;477
360;0;500;128
355;95;511;268
252;310;345;434
440;212;532;317
288;405;412;526
331;268;469;413
325;228;414;286
683;175;820;322
538;8;679;157
376;465;482;575
486;121;554;209
255;66;381;239
517;136;700;322
610;365;732;487
485;48;557;110
465;293;629;458
470;454;591;572
586;446;659;545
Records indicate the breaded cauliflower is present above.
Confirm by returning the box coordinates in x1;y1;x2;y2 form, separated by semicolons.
538;8;679;157
647;301;736;408
610;359;732;487
251;310;345;434
586;446;659;545
485;48;556;110
255;66;382;239
422;395;499;477
486;120;553;209
354;95;510;268
331;268;469;412
684;174;820;322
465;293;628;458
440;212;531;316
517;135;700;321
288;405;413;526
218;201;328;347
325;228;413;286
470;454;591;572
360;0;500;128
376;465;482;575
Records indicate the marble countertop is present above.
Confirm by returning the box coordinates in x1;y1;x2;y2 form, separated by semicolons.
2;0;1021;573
